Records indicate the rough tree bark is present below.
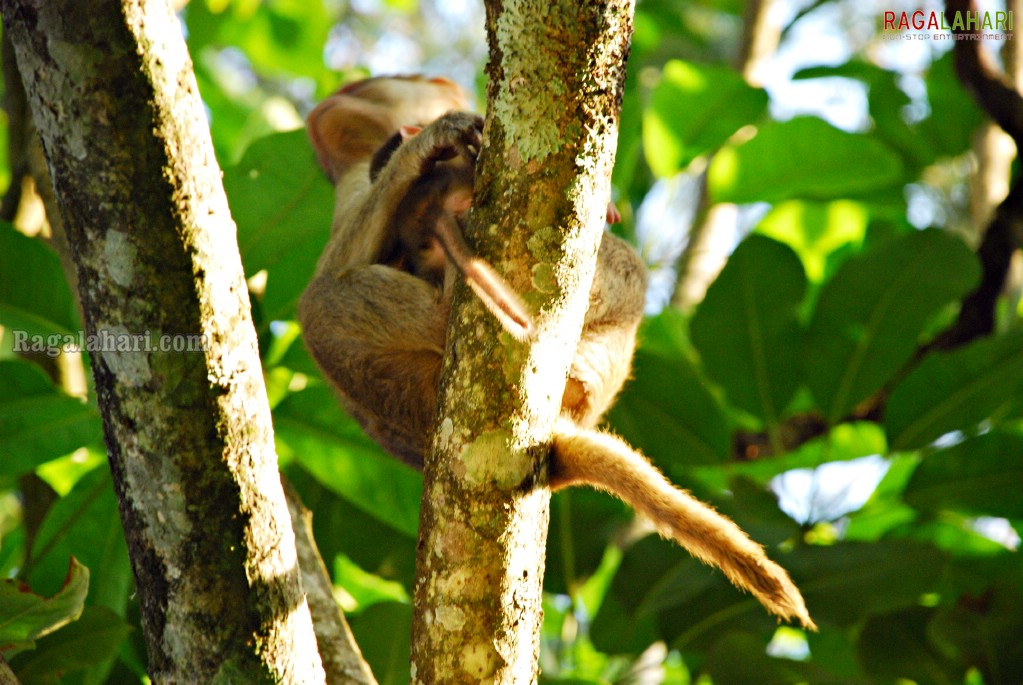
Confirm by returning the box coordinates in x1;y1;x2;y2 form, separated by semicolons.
0;0;344;682
409;1;634;682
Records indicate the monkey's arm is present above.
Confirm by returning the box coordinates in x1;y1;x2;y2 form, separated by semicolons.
298;265;447;467
322;112;484;273
550;419;816;630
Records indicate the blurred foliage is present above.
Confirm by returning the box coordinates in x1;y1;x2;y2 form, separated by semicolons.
2;0;1021;684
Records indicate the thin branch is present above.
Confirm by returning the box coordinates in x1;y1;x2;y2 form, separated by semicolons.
936;0;1023;348
283;479;378;685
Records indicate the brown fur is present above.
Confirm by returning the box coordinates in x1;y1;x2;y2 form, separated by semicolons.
298;75;815;629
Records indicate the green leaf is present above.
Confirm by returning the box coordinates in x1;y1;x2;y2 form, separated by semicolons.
0;360;103;477
225;129;336;324
332;555;410;611
545;488;629;596
904;432;1023;519
755;200;868;282
608;311;731;467
704;632;821;685
643;59;768;176
186;0;334;86
786;541;945;628
592;535;796;653
917;51;986;159
696;422;887;488
284;466;417;590
796;62;936;172
691;235;807;425
27;466;131;615
0;558;88;654
857;607;959;685
805;230;980;423
274;386;423;536
348;602;412;685
8;606;129;685
0;223;79;337
707;117;905;204
929;570;1023;685
886;330;1023;450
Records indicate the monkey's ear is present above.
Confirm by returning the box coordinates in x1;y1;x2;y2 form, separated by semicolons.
399;125;423;139
307;94;394;181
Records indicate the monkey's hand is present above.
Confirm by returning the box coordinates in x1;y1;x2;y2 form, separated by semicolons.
358;112;482;239
411;111;484;173
333;112;484;271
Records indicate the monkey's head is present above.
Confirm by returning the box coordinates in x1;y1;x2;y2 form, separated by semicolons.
308;75;469;182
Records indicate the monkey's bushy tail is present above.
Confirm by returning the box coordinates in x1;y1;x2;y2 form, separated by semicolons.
550;421;816;630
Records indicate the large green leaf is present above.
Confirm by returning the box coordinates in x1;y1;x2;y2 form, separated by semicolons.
755;200;868;282
857;607;961;685
225;129;336;324
0;558;88;654
929;567;1023;685
185;0;335;89
545;488;629;596
795;62;936;172
704;632;842;685
273;385;423;537
690;235;807;426
26;466;131;615
592;532;808;653
283;466;418;591
696;422;887;489
643;59;768;177
8;606;129;685
607;311;731;467
903;432;1023;519
886;330;1023;450
786;541;946;628
707;117;905;204
0;223;79;338
0;360;103;477
348;602;412;685
805;230;980;423
917;51;986;159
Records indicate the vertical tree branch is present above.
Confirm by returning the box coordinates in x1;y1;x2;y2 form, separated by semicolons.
1;0;325;681
409;1;634;681
283;482;378;685
937;0;1023;348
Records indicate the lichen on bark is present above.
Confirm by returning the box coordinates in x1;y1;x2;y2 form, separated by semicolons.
409;0;635;682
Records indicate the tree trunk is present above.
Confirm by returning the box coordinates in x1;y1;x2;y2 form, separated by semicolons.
0;1;326;681
409;1;634;682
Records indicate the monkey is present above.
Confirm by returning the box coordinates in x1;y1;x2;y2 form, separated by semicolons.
297;75;816;630
369;125;533;339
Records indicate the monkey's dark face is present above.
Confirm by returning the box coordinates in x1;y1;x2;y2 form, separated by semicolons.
398;159;475;284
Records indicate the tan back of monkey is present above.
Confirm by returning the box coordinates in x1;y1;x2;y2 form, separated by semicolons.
299;75;815;630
